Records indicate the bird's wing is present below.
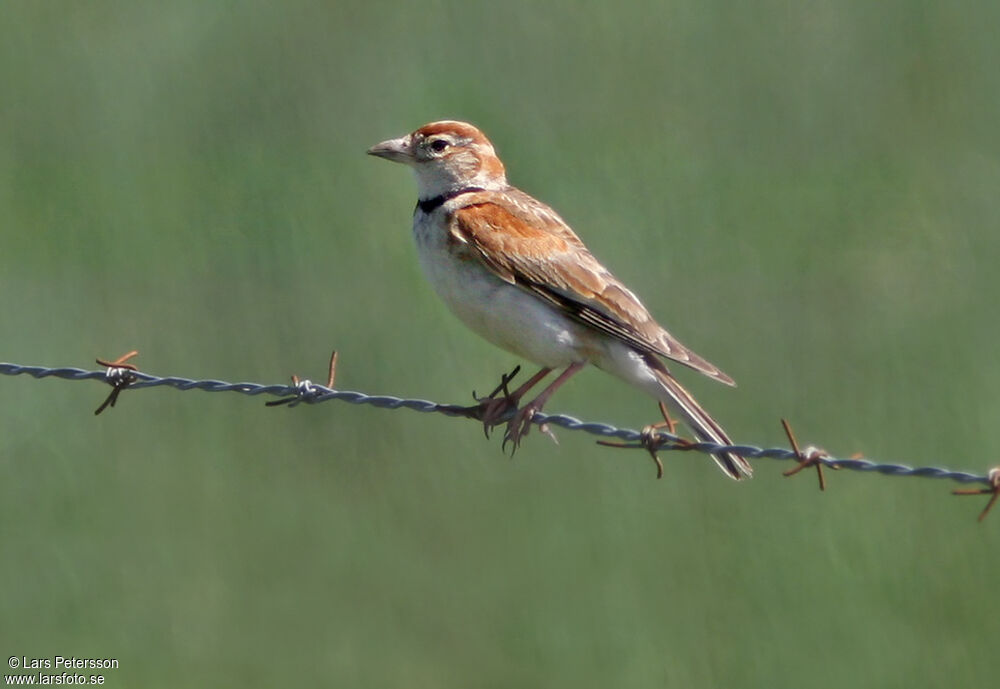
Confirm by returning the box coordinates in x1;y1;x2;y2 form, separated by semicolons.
449;190;735;385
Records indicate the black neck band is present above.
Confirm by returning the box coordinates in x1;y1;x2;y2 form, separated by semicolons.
416;186;485;214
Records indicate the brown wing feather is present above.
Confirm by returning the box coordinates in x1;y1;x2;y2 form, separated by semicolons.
449;189;735;386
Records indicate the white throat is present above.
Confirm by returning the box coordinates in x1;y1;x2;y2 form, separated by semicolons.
412;166;507;201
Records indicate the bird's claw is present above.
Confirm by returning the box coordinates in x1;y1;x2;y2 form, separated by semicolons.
476;395;519;439
468;365;522;438
502;403;538;454
502;402;559;452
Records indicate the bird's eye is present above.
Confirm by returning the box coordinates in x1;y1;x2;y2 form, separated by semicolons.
429;139;449;153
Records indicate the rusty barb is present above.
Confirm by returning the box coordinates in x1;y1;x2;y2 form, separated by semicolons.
265;350;339;408
780;418;838;491
597;402;688;479
952;467;1000;523
94;350;140;415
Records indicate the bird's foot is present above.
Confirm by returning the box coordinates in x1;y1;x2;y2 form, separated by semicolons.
499;362;582;453
475;395;520;438
502;399;545;454
465;365;523;438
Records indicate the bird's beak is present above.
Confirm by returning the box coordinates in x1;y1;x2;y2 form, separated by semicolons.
366;135;413;164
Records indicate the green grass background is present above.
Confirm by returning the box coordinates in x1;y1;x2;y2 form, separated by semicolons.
3;1;999;686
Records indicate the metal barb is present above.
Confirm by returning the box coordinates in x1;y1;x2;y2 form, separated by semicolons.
326;350;339;388
265;350;339;408
95;351;139;371
952;467;1000;523
264;378;306;407
639;401;686;478
656;401;678;436
597;402;687;479
475;364;521;403
93;351;140;415
780;418;832;491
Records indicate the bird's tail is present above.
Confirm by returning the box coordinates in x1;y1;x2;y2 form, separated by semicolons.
648;360;752;480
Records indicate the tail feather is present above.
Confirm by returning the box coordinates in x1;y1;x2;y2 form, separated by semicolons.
649;361;752;480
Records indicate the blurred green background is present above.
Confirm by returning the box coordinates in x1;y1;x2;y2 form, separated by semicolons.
2;1;999;686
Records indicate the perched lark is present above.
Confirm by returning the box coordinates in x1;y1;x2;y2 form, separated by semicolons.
368;121;750;479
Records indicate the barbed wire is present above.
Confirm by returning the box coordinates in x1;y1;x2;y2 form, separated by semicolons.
2;355;998;521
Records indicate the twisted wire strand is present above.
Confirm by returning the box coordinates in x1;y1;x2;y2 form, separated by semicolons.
0;361;991;486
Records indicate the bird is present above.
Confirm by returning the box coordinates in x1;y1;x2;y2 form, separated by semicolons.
367;120;751;480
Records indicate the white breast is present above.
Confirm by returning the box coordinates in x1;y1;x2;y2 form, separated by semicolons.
411;208;590;369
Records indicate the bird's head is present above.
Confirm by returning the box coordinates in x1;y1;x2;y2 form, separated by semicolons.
367;120;508;199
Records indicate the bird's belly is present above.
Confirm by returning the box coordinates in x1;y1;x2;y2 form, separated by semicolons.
414;221;588;368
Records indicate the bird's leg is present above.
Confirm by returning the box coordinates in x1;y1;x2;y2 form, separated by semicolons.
474;366;552;438
503;361;585;452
